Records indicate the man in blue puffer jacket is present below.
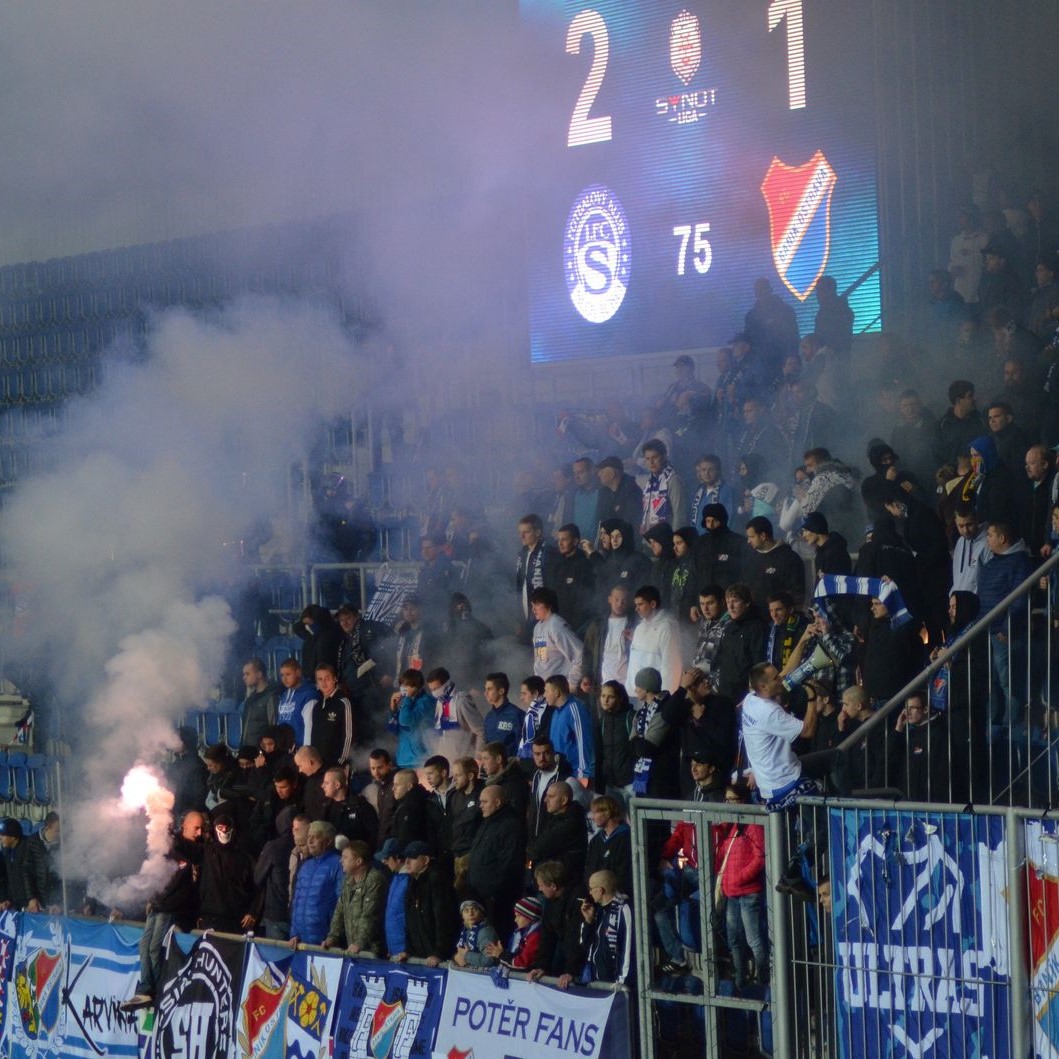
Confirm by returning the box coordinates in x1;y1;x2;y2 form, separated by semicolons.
289;821;344;946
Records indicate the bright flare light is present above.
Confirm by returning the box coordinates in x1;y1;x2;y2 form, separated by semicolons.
120;764;173;815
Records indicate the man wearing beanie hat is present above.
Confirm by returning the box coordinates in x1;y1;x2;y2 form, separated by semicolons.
692;503;747;593
800;512;852;582
401;840;457;967
628;667;682;799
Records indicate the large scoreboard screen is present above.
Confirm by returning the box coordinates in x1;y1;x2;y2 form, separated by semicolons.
521;0;881;363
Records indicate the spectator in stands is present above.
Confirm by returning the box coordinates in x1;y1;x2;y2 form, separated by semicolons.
529;736;578;842
766;592;809;670
543;675;594;783
935;381;984;468
584;793;632;897
123;810;205;1009
167;725;207;816
949;204;988;304
480;673;521;760
0;818;23;910
479;740;530;819
307;664;354;768
452;898;499;968
894;693;950;802
968;435;1018;534
594;457;644;535
528;861;587;986
390;769;432;854
584;584;635;691
528;781;587;883
288;821;344;947
740;663;819;810
583;519;650;595
388;669;434;769
289;815;311;903
1019;445;1056;559
592;680;635;800
985;401;1031;471
978;521;1035;744
978;237;1026;319
249;763;303;850
554;523;595;632
688;750;729;803
361;749;396;844
715;782;768;988
744;277;800;372
813;275;854;354
467;784;526;940
392;596;440;682
252;806;296;942
626;585;682;697
571;457;601;541
486;894;544;970
320;766;378;849
202;743;246;813
692;585;728;679
715;583;767;703
530;586;584;686
382;841;412;959
891;389;939;494
335;603;391;719
679;667;737;787
293;746;328;821
516;514;560;629
860;441;925;524
416;534;457;618
323;840;387;955
744;516;805;608
654;803;700;976
580;870;633;986
952;503;991;593
800;512;852;583
275;658;320;750
690;455;738;534
240;657;278;748
862;592;923;707
448;756;483;871
628;667;683;799
295;604;341;678
781;605;857;699
1028;254;1059;340
639;438;686;535
516;675;551;765
736;398;786;484
643;523;677;607
837;686;885;791
198;814;255;933
425;665;483;762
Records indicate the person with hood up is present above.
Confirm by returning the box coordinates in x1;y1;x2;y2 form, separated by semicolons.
295;605;342;677
668;526;700;626
643;523;678;608
968;435;1019;533
692;503;746;593
583;519;651;602
198;813;256;934
860;441;926;522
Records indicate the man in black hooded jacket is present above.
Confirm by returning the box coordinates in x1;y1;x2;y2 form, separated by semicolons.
692;503;746;595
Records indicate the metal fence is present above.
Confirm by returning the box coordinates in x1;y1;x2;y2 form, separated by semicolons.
629;795;1048;1059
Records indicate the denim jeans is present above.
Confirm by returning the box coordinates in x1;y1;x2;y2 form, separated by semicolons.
725;892;767;987
260;919;290;941
138;911;174;997
652;867;699;962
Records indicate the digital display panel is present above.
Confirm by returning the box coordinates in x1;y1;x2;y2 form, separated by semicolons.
522;0;881;362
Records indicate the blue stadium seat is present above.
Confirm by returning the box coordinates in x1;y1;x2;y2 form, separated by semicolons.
213;698;243;748
0;752;12;803
202;711;224;747
28;755;50;806
259;635;301;681
7;752;30;803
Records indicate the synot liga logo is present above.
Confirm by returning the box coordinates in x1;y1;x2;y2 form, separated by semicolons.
563;185;631;324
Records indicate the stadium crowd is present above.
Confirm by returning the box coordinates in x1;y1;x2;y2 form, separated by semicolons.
79;193;1059;1005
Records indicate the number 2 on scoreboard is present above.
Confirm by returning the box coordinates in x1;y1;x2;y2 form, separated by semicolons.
673;223;712;276
567;9;612;147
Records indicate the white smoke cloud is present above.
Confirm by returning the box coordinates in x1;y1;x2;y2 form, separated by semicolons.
1;296;370;898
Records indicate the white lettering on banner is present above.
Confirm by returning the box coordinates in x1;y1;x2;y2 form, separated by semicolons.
167;1003;215;1058
437;968;614;1059
837;942;985;1016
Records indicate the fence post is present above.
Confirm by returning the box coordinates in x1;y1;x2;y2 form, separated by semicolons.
767;810;792;1058
1006;807;1028;1058
629;802;655;1059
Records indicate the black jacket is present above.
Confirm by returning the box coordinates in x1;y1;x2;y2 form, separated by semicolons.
584;823;633;896
323;793;379;850
554;551;596;631
716;614;767;702
391;785;432;854
404;863;458;960
863;616;923;703
294;605;343;676
595;476;644;534
534;881;588;977
15;833;60;908
527;803;588;882
467;805;526;903
743;542;805;608
150;835;204;929
693;527;747;592
199;839;255;930
593;704;635;792
449;781;483;856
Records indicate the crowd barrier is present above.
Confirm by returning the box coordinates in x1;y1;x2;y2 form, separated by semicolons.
0;912;631;1059
630;796;1059;1058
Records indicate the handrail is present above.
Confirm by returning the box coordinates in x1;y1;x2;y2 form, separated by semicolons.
834;542;1059;758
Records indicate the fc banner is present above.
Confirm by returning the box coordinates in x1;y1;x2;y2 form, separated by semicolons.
1025;819;1059;1058
3;912;140;1059
235;941;344;1059
828;808;1011;1059
436;967;616;1059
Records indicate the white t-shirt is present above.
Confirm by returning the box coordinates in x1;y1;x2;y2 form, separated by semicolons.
740;691;804;799
601;616;629;685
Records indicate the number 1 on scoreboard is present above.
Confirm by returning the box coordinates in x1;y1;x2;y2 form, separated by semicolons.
768;0;806;110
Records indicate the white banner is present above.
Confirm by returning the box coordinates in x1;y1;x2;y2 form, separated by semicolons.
434;968;614;1059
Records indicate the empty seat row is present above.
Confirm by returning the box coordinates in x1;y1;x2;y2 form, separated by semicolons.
184;699;244;751
0;752;54;807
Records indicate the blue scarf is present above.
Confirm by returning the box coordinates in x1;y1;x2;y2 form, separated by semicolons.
813;575;912;629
